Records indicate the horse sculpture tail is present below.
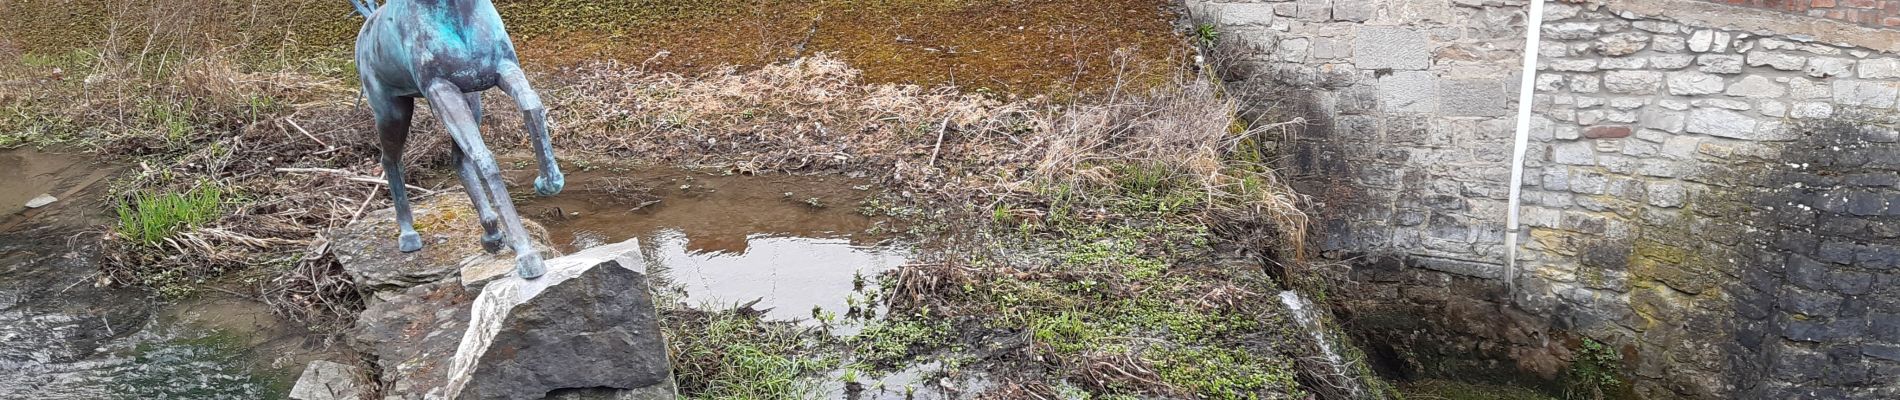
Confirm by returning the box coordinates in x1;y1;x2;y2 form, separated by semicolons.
349;0;377;17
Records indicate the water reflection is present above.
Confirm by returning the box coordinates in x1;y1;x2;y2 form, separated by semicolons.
518;168;910;324
633;229;909;322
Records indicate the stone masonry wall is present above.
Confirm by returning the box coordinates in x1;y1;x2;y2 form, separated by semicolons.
1518;1;1900;398
1188;0;1528;275
1198;0;1900;398
1700;0;1900;28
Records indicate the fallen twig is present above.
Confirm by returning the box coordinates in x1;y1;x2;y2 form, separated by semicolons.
927;115;950;168
284;117;333;151
276;167;438;195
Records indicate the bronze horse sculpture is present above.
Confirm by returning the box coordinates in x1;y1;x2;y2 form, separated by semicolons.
350;0;563;278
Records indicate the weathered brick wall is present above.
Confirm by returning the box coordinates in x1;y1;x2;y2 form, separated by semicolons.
1698;0;1900;28
1188;0;1527;274
1520;1;1900;398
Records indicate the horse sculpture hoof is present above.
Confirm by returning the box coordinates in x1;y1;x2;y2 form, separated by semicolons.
516;252;546;279
398;231;424;253
480;232;505;254
534;172;565;196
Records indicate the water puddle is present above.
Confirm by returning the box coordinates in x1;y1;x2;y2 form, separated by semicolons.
821;358;998;400
512;166;908;323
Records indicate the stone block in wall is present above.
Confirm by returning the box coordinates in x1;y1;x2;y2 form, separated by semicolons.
1725;75;1786;98
1640;109;1686;133
1277;37;1312;62
1860;58;1900;79
1603;70;1663;94
1337;84;1379;114
1686;108;1769;140
1599;57;1647;70
1544;22;1601;40
1379;71;1438;113
1205;3;1277;27
1545;58;1599;72
1687;30;1731;53
1332;0;1374;22
1790;78;1831;99
1697;54;1744;74
1666;71;1727;96
1652;35;1687;53
1596;32;1650;56
1760;100;1787;118
1571;74;1602;93
1745;50;1808;71
1650;54;1695;70
1411;255;1503;279
1441;79;1508;117
1353;26;1432;70
1805;58;1855;79
1295;0;1331;21
1832;80;1900;109
1552;141;1595;165
1692;98;1750;111
1875;313;1900;342
1647;181;1686;207
1312;37;1351;60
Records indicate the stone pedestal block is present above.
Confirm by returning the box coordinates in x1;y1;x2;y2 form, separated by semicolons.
444;241;675;400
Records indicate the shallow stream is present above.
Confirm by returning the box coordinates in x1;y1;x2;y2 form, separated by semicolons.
0;149;306;398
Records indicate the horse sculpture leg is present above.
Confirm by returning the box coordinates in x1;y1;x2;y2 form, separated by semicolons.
370;94;423;253
453;92;506;253
497;64;563;196
424;79;547;278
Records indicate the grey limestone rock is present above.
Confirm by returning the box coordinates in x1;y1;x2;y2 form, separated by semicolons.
444;241;676;400
290;360;366;400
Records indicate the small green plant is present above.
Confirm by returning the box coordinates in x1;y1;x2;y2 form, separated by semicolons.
1565;338;1627;400
570;158;596;171
1148;346;1297;400
1193;23;1220;46
139;99;197;144
840;367;859;384
850;314;952;367
1030;311;1099;354
242;95;281;123
116;184;225;246
669;311;835;399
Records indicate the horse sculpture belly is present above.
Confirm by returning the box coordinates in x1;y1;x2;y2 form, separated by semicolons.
350;0;564;278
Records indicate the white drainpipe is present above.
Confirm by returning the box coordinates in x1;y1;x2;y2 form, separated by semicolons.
1505;0;1548;296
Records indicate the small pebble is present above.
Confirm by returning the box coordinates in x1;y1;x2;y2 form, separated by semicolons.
25;194;57;209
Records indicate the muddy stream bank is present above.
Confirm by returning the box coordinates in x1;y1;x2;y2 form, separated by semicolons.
2;148;922;397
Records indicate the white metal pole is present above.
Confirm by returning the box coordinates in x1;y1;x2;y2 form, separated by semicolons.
1505;0;1548;296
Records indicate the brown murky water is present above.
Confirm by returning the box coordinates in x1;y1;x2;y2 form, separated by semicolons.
508;165;909;322
0;150;92;216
